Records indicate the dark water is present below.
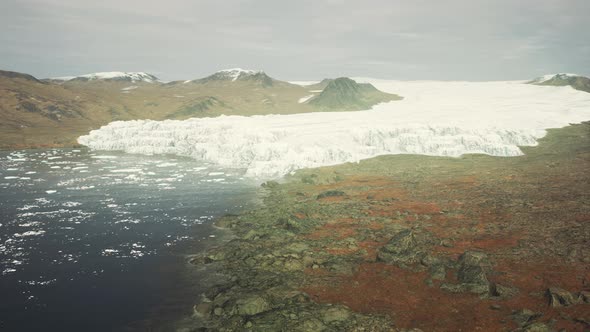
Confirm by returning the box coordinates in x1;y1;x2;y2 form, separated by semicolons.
0;148;257;331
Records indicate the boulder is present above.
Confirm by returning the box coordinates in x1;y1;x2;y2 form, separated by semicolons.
377;230;423;265
512;309;540;327
547;287;579;307
193;302;213;317
522;322;551;332
322;306;351;323
317;190;346;199
578;290;590;303
441;251;494;295
235;295;271;316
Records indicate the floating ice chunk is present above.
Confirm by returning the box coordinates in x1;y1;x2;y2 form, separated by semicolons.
208;172;225;176
101;249;119;256
18;204;39;211
156;162;177;167
25;171;37;174
46;190;57;194
14;230;46;237
62;201;82;207
110;168;142;173
35;197;51;204
130;250;144;257
4;176;19;179
91;155;117;159
19;222;42;227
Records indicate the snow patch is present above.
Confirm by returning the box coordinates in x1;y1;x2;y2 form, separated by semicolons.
298;95;315;103
52;72;159;83
216;68;263;81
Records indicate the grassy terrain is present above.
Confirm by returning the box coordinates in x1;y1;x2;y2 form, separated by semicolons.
183;122;590;331
0;70;400;149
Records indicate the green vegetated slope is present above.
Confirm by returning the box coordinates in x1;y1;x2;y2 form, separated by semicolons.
308;77;402;111
0;70;402;149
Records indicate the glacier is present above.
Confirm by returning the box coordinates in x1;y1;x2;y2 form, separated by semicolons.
79;79;590;179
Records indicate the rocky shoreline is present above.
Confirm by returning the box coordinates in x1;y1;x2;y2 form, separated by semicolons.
178;122;590;331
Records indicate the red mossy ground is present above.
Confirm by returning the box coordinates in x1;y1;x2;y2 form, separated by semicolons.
297;170;590;331
303;261;589;332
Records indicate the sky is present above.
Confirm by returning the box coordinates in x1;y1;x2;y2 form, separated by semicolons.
1;0;589;81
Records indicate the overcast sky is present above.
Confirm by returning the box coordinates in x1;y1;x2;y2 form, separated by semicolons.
1;0;589;81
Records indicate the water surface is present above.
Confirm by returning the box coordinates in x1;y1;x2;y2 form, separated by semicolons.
0;148;257;331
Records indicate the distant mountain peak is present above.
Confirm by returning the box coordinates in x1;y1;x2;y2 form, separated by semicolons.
197;68;274;87
529;73;581;84
528;73;590;93
51;72;160;83
215;68;264;81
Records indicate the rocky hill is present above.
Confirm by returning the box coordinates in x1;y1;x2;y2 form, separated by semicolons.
47;72;160;83
307;77;402;110
0;69;402;149
528;73;590;93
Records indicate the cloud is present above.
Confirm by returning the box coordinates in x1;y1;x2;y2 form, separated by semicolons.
0;0;588;80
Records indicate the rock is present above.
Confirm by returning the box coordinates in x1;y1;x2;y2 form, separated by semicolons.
297;318;327;331
235;295;271;316
457;251;490;285
213;307;224;316
322;306;351;323
441;251;497;295
193;302;213;317
316;190;346;199
489;283;519;299
285;242;310;253
578;290;590;303
512;309;540;327
490;304;501;310
547;287;579;307
458;251;490;270
377;229;423;265
428;263;447;280
523;322;551;332
440;239;454;248
243;229;262;240
261;180;279;188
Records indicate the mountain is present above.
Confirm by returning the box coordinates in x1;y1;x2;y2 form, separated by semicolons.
192;68;275;87
0;69;402;149
305;79;334;90
0;70;45;83
48;72;160;83
307;77;402;110
528;73;590;93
